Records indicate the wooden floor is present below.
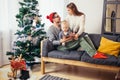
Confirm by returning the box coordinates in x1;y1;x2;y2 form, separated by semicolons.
0;63;117;80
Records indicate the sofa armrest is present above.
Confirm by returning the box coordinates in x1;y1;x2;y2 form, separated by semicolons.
41;39;54;57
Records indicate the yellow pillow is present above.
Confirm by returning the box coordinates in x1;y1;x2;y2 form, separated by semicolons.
97;37;120;57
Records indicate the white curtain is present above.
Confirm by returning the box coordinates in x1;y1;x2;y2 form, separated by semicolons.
0;0;19;66
0;0;9;66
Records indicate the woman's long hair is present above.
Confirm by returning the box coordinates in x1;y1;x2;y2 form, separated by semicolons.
67;2;84;16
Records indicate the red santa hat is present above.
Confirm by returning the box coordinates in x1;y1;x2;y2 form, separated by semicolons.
46;12;56;23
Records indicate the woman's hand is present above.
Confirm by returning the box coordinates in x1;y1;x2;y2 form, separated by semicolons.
70;32;75;37
69;32;79;40
74;34;79;40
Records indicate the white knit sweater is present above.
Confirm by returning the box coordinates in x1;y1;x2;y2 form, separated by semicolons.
66;15;85;35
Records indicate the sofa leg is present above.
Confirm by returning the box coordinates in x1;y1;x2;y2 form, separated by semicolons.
41;58;45;74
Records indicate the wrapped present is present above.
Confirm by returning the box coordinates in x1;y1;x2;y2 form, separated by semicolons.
10;59;26;70
8;54;27;79
10;54;26;70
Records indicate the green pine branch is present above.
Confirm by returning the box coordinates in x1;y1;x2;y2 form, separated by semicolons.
6;0;46;62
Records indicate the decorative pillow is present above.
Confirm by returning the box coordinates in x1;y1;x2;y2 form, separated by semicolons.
97;37;120;57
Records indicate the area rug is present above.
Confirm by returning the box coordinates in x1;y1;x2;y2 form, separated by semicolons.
39;74;69;80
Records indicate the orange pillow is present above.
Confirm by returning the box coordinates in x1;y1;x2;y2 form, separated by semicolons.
97;37;120;57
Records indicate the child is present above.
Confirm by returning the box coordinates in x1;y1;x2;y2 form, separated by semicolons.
59;20;73;46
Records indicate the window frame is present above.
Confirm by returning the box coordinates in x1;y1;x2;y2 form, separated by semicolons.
102;0;120;35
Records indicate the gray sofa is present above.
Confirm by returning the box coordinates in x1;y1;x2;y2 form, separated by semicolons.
40;33;120;74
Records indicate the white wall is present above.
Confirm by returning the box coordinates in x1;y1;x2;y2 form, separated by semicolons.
67;0;104;34
8;0;19;31
39;0;65;31
39;0;104;34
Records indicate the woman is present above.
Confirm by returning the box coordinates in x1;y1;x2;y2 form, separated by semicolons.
66;2;85;40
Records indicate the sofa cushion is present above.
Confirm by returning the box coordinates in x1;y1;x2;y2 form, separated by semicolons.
88;34;101;49
97;37;120;57
116;35;120;42
81;52;118;66
48;50;84;60
102;34;118;41
42;39;55;57
117;57;120;66
88;34;119;49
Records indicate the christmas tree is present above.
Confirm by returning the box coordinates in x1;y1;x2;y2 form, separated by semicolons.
6;0;46;61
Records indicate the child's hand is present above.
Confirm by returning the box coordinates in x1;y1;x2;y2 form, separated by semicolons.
60;39;66;43
63;36;66;39
62;42;65;46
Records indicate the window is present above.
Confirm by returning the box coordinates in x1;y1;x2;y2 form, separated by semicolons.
102;0;120;35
